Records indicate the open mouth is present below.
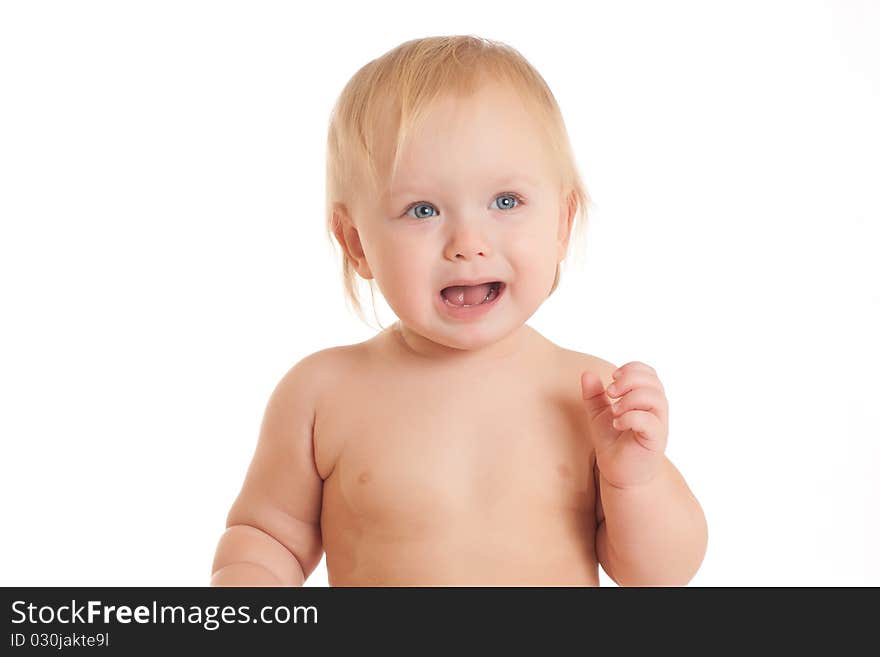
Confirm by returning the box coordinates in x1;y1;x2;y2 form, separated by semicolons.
440;281;505;307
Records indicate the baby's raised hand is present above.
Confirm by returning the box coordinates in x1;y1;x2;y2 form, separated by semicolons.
580;362;669;489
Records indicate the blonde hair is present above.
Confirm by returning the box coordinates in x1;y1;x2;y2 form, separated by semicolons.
324;35;592;328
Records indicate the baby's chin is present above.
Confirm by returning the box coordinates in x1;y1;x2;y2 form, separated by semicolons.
431;330;500;352
395;316;525;359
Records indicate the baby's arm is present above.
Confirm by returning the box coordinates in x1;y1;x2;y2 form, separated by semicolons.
211;357;324;586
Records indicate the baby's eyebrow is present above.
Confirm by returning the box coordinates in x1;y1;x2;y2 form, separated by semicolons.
390;176;539;197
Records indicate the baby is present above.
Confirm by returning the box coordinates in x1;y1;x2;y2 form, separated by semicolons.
210;35;707;586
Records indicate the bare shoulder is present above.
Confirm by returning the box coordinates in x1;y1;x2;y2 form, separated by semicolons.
552;343;618;388
549;344;619;530
274;343;358;405
276;342;368;480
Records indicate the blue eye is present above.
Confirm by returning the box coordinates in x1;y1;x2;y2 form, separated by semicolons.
403;192;523;220
492;193;521;211
406;203;438;220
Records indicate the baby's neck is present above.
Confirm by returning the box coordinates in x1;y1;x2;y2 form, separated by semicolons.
388;321;541;366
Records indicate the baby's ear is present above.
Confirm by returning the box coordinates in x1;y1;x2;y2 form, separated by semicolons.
332;204;373;279
556;190;576;258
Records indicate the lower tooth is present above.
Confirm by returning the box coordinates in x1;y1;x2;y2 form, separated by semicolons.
448;285;498;307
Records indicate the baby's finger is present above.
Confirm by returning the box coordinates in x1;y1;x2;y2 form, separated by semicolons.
611;387;667;424
613;361;656;379
606;372;665;400
581;370;613;421
612;410;666;449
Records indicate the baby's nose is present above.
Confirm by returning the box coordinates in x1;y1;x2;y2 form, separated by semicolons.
444;225;492;260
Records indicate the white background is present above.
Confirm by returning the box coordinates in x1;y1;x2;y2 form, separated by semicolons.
1;0;877;587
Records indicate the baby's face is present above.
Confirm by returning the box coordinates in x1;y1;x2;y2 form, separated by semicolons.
355;82;571;351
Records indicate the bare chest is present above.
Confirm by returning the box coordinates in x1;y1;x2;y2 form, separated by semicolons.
315;366;597;531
